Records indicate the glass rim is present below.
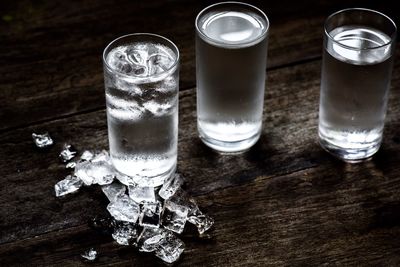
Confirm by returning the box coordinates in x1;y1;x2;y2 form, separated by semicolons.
324;8;397;51
102;33;180;81
195;1;270;48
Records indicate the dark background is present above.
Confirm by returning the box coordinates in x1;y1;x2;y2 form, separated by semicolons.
0;0;399;266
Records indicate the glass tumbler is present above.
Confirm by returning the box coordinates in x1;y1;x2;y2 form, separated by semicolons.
103;33;179;186
318;8;397;162
195;2;269;153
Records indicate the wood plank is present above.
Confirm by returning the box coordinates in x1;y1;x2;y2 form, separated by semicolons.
0;0;396;131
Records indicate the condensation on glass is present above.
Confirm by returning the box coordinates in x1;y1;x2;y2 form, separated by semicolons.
103;33;180;186
195;2;270;153
318;8;397;162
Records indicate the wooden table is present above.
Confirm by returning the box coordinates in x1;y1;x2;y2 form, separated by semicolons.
1;0;399;266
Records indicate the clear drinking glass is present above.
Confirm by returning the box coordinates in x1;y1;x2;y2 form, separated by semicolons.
319;8;397;162
195;2;269;153
103;33;179;186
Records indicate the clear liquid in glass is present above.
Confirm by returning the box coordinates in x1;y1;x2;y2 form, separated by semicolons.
196;7;268;153
319;25;393;161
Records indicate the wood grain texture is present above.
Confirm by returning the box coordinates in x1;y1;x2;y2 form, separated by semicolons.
1;0;400;265
1;47;399;265
0;0;396;132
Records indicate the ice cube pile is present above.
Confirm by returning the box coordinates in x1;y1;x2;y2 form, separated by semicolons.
54;149;214;264
106;42;176;77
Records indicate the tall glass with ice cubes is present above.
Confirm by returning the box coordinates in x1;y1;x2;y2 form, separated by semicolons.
103;33;179;186
319;9;397;162
195;2;269;153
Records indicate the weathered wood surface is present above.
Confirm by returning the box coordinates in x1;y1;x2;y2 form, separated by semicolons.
1;0;400;266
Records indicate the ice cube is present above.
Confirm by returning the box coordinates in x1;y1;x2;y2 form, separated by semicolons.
59;144;77;163
112;221;139;246
139;201;162;228
159;173;184;200
107;195;140;223
91;150;110;163
147;51;174;75
101;182;126;202
74;151;115;186
188;212;214;235
55;175;83;197
32;132;53;148
80;150;94;161
142;100;173;117
154;232;185;264
156;75;177;93
74;160;94;185
65;161;76;169
170;189;214;235
137;227;167;252
170;189;199;213
161;199;189;234
126;45;148;65
128;185;156;204
108;45;150;76
126;47;148;76
107;47;134;75
81;248;97;261
115;173;138;186
147;44;175;74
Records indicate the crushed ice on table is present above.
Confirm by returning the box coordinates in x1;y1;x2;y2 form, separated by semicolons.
137;228;184;263
107;195;140;223
154;231;185;264
115;173;137;186
59;144;77;163
51;148;214;264
102;182;126;202
137;227;168;252
112;221;140;246
55;175;83;197
81;248;97;261
188;212;215;235
74;150;115;186
161;199;189;234
65;161;76;169
139;201;162;228
32;132;53;148
159;173;184;200
166;189;215;235
128;185;156;204
80;150;94;161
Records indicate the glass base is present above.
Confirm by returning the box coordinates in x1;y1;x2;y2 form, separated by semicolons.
198;128;260;154
319;136;380;163
114;163;176;187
